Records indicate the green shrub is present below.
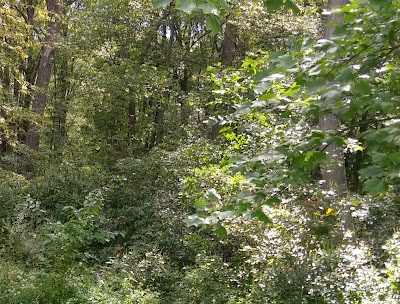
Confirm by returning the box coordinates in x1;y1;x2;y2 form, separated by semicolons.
0;169;29;224
174;254;243;304
28;162;104;219
0;261;88;304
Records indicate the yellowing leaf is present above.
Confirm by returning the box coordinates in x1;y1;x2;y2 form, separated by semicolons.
326;207;334;215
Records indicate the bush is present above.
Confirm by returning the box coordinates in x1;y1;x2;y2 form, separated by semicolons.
0;261;88;304
0;169;29;224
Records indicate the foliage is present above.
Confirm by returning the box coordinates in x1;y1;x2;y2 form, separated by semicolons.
0;169;29;222
28;162;104;218
0;0;400;303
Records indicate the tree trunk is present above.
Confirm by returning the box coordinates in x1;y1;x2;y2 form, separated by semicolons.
319;0;353;237
26;0;63;151
128;91;136;146
319;0;348;197
210;21;238;140
220;22;238;67
50;47;69;157
352;113;368;192
165;14;175;69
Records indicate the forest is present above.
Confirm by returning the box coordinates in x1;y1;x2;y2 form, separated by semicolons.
0;0;399;302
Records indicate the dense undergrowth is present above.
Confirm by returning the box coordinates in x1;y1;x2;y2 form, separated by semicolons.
1;141;400;303
1;0;399;302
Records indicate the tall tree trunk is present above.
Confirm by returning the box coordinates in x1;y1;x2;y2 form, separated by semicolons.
165;14;175;69
352;113;368;192
220;22;238;67
50;49;68;157
26;0;63;151
127;89;136;146
179;66;189;126
319;0;348;197
49;2;69;160
209;21;238;140
319;0;353;237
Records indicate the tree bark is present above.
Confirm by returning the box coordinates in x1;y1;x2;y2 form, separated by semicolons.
165;14;175;69
220;22;238;67
209;21;238;140
319;0;354;238
127;90;136;145
26;0;63;151
319;0;348;197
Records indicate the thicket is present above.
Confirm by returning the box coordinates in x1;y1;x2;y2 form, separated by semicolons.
0;0;400;303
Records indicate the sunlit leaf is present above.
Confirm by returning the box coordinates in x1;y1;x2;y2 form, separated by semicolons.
206;14;222;34
265;196;281;206
153;0;172;8
277;55;297;69
183;215;204;227
265;0;284;11
230;155;248;163
251;208;271;224
205;188;221;201
363;178;388;196
215;224;227;237
215;210;236;219
284;0;300;14
176;0;196;14
336;67;356;82
208;0;230;9
194;198;208;210
369;0;392;11
359;165;386;181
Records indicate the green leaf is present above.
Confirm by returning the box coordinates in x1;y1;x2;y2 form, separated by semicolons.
237;202;252;212
282;84;300;96
208;0;230;9
196;3;214;14
369;0;392;11
176;0;196;14
215;210;236;220
306;77;327;95
369;151;389;165
302;37;316;49
206;15;222;34
388;152;400;163
340;2;359;12
387;171;400;179
304;151;327;164
230;154;248;163
183;215;204;227
363;178;388;196
354;79;371;95
215;224;227;237
332;25;348;39
205;188;221;201
363;128;392;143
265;196;281;206
284;0;300;14
322;89;341;103
336;67;356;82
230;163;246;174
254;65;275;82
359;165;386;181
251;208;271;224
277;54;297;69
265;0;284;11
153;0;172;8
194;198;208;210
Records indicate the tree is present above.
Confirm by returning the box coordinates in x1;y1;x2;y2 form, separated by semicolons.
318;0;348;197
0;2;35;149
26;0;64;151
183;0;400;233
